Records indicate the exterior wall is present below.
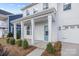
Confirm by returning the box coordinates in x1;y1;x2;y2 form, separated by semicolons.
24;22;47;41
0;20;7;28
0;20;8;38
49;3;57;10
35;21;57;42
22;3;57;17
57;3;79;44
22;3;43;17
24;19;57;42
35;22;47;41
9;14;23;33
52;22;58;42
0;29;3;38
24;25;32;39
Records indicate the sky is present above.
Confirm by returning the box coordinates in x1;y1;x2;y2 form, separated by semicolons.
0;3;30;14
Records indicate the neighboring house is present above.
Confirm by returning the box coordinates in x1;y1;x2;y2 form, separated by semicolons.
0;9;12;38
11;3;79;45
0;9;23;38
9;14;23;33
9;14;23;39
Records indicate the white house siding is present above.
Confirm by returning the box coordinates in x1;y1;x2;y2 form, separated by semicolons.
22;4;43;17
24;26;32;39
49;3;57;11
24;22;47;41
22;3;57;17
52;22;58;42
23;20;57;42
0;29;3;38
0;17;9;38
35;22;47;41
57;3;79;44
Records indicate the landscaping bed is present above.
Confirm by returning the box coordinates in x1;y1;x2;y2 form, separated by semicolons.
0;38;37;56
41;41;62;56
41;49;61;56
5;45;36;56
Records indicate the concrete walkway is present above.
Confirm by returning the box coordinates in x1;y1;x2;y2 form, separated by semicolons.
27;48;44;56
27;40;47;56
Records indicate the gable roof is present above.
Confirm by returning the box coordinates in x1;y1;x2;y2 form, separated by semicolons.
21;3;38;10
0;9;13;15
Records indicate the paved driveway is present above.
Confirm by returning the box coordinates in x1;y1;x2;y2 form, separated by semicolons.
61;42;79;56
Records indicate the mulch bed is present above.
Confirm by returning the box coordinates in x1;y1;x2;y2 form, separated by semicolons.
41;49;61;56
4;45;37;56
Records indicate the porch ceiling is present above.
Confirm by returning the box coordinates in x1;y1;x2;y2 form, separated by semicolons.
24;16;48;25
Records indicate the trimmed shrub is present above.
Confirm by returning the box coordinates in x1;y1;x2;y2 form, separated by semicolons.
7;32;13;37
9;38;15;45
54;41;62;51
6;38;10;44
46;42;55;55
16;39;22;47
22;39;29;49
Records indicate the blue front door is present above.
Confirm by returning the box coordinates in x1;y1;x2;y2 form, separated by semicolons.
44;25;48;41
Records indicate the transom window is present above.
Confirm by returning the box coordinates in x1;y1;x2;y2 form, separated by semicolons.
63;3;71;11
33;9;38;14
26;10;30;15
43;3;49;10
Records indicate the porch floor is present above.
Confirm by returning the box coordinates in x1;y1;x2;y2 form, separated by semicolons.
27;39;48;49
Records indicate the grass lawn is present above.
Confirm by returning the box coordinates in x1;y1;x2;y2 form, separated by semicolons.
0;38;7;45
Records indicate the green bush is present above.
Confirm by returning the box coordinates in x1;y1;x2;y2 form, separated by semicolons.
46;42;55;54
16;39;22;46
22;39;29;49
6;38;10;44
7;32;13;37
9;38;15;45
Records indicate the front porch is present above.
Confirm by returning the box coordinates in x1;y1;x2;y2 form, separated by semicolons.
11;8;57;45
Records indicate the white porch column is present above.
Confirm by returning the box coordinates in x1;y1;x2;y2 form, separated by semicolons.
21;21;24;40
48;14;52;42
14;23;16;39
31;19;35;45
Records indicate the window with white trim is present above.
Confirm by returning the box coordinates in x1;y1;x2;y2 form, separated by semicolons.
43;3;48;10
27;26;31;35
33;8;38;14
26;10;30;15
63;3;71;11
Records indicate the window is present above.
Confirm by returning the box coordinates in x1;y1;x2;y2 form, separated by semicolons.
58;26;61;30
45;31;48;36
27;26;30;35
43;3;48;10
26;10;30;15
77;25;79;28
33;9;37;14
63;3;71;11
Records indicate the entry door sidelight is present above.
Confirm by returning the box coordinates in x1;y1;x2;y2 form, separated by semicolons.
44;25;48;41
